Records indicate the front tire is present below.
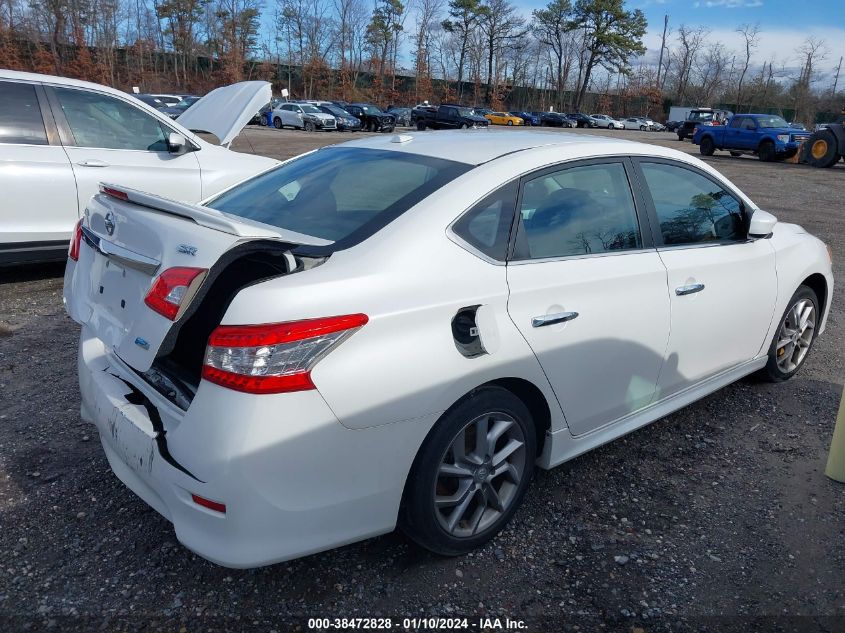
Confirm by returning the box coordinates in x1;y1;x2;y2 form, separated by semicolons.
400;386;536;556
758;140;776;162
761;286;819;382
507;120;513;126
699;136;715;156
304;121;316;132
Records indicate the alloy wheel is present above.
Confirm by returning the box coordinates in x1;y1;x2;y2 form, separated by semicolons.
434;412;526;538
775;298;816;373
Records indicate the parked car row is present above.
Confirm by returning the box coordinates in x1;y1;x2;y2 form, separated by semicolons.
132;93;201;120
251;99;398;133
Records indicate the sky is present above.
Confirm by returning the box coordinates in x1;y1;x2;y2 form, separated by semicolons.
516;0;845;83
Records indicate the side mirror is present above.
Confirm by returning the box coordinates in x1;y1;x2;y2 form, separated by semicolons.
167;132;188;155
749;209;777;238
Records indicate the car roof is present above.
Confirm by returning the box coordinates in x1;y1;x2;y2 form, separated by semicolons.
0;68;139;99
335;129;688;166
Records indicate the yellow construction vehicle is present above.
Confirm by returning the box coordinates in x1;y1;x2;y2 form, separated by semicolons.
802;106;845;168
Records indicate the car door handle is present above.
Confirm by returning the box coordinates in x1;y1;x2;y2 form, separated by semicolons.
675;283;705;296
76;159;109;168
532;311;579;328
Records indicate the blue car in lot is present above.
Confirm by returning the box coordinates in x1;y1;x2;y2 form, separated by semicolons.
693;113;811;162
509;111;541;126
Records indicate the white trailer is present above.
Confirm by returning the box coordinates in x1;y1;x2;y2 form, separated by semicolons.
668;106;695;122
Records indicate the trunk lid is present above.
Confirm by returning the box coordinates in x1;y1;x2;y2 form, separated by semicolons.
64;185;329;372
175;81;272;146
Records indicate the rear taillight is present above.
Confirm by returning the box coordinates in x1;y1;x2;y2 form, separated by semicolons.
100;185;129;201
144;267;207;320
202;314;368;394
68;218;83;261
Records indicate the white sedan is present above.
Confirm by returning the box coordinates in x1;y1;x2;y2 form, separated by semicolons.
64;131;833;568
0;70;277;265
591;114;624;129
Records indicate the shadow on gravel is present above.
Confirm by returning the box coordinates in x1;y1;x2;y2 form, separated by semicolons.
0;262;66;284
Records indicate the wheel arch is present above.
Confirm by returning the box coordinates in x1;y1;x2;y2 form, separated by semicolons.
801;272;828;317
758;135;776;148
397;376;553;515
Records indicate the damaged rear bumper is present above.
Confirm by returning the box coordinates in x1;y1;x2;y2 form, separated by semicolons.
77;326;421;568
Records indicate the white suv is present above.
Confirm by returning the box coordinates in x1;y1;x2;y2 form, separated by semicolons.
0;70;277;264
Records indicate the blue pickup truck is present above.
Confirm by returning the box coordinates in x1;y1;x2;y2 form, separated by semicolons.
693;114;811;161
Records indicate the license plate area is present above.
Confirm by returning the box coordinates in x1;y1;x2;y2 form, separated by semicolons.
106;401;157;475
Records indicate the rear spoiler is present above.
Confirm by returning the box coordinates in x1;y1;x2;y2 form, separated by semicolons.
98;184;331;246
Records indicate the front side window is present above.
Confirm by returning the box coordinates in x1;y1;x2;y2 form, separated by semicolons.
206;147;471;252
740;117;756;130
640;162;746;246
514;162;642;260
0;81;48;145
452;181;517;261
54;87;168;151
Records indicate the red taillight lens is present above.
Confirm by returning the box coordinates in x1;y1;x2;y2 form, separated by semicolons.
100;185;129;201
144;267;207;320
202;314;368;394
191;494;226;514
68;218;83;261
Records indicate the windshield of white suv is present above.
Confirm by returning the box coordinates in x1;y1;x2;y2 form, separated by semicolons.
206;148;472;253
301;105;321;114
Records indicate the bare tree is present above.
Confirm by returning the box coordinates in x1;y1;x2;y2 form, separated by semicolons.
734;22;759;111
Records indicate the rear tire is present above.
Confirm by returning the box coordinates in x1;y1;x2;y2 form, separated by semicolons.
803;130;839;168
677;132;686;141
507;120;513;126
699;136;715;156
400;386;536;556
273;117;282;129
730;151;742;157
761;286;819;382
417;121;427;131
758;140;776;162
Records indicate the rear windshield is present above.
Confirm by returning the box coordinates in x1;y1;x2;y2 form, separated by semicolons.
206;147;472;253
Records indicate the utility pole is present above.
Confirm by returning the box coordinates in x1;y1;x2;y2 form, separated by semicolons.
833;56;843;95
656;14;668;88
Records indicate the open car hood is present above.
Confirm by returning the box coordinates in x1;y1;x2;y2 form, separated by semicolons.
176;81;271;146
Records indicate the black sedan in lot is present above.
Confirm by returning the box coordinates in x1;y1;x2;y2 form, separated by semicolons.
318;104;362;131
567;112;598;128
346;103;395;132
387;107;412;127
535;111;574;127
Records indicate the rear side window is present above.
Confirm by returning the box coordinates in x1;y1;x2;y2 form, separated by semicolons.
452;181;517;261
54;87;168;151
0;81;48;145
206;147;471;252
640;162;746;246
514;162;642;260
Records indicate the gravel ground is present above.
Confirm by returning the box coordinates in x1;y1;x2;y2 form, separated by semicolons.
0;126;843;632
